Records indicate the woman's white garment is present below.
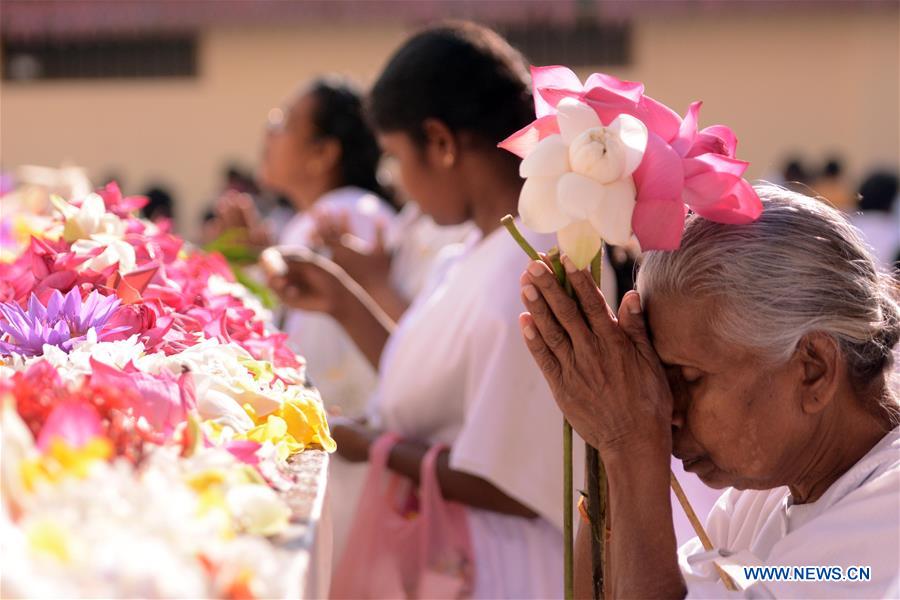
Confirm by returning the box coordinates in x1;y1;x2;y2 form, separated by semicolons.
680;425;900;598
364;222;615;598
277;186;395;417
385;202;477;302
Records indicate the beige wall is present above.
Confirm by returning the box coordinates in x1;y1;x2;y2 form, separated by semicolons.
1;8;897;240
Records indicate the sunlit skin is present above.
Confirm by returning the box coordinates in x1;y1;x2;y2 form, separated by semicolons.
517;258;893;598
649;293;889;502
258;92;342;212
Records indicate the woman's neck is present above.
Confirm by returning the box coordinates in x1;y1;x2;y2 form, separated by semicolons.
788;394;892;504
286;177;341;212
465;158;522;237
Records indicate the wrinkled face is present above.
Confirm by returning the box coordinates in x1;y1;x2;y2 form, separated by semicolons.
646;293;811;490
257;93;324;198
377;131;469;226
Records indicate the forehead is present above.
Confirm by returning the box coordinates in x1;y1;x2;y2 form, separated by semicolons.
645;293;730;367
281;92;316;132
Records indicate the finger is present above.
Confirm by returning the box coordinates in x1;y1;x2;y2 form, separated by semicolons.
520;274;575;365
268;275;287;292
373;217;388;253
617;291;657;362
524;260;593;349
562;254;618;337
519;312;562;385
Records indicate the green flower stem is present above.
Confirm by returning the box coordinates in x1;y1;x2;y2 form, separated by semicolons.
587;246;607;599
563;419;574;600
501;216;574;600
501;215;541;261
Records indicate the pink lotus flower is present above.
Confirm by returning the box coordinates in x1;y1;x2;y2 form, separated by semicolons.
500;66;762;251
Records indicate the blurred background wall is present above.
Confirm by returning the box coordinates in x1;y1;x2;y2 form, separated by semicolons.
1;0;897;240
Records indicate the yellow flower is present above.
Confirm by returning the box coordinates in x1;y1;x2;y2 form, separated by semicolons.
21;437;112;491
234;390;335;459
279;395;336;453
26;519;72;563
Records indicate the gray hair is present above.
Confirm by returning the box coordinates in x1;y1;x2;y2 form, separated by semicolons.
636;184;899;421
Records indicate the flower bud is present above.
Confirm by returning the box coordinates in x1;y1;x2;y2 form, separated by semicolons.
568;127;626;184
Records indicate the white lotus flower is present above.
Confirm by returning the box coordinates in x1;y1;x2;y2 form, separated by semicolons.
518;98;648;267
52;193;125;243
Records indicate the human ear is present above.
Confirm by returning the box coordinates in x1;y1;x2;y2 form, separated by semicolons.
421;118;458;169
794;332;841;415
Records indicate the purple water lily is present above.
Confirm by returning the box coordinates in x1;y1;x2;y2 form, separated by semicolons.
0;289;124;357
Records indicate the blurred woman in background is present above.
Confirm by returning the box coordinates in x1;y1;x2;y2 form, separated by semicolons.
252;76;397;418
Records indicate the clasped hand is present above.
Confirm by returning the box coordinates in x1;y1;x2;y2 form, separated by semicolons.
518;256;673;462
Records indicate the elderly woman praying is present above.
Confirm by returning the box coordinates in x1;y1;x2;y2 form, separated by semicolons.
519;184;899;598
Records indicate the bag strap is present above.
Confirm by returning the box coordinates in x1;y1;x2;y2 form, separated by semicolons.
370;431;403;471
418;443;449;517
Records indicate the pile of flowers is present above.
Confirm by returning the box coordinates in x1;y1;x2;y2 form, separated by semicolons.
0;181;335;598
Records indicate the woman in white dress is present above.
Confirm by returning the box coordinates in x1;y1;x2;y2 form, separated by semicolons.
268;23;616;598
257;77;398;418
520;184;899;598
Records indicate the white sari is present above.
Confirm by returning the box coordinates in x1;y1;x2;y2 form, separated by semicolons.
680;425;900;598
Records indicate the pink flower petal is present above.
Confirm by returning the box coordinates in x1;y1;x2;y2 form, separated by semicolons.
632;197;688;251
530;65;583;116
225;440;262;466
672;101;702;156
685;153;749;178
633;133;685;203
632;96;683;143
692;179;763;225
687;125;738;158
37;401;104;451
498;115;561;158
88;358;185;438
584;72;645;103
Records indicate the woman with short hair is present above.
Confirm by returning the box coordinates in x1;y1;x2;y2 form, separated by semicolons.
519;184;899;598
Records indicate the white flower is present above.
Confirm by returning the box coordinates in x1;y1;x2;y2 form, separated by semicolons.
71;234;137;274
226;483;290;536
52;193;125;243
14;333;146;379
518;98;648;267
136;339;284;429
